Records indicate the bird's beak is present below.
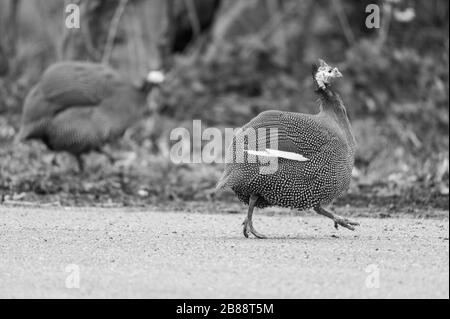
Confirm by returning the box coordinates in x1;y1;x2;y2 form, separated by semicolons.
333;68;343;78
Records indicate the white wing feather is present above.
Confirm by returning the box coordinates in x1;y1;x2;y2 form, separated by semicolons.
245;149;309;162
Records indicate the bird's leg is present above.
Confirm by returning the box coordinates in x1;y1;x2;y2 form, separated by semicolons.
94;147;116;166
243;194;267;239
75;155;85;173
98;148;116;165
314;205;359;231
50;154;60;167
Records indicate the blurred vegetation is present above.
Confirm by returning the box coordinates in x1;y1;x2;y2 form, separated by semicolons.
0;0;448;211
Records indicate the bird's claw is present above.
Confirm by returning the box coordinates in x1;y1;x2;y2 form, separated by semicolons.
243;219;267;239
242;220;250;238
334;216;359;231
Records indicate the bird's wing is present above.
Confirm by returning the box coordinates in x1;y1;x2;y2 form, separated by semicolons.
230;110;332;160
45;107;106;153
40;62;125;108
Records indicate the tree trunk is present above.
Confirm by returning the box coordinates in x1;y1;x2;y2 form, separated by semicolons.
61;0;170;80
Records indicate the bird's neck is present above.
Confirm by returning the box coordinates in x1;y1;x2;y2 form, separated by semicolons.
317;87;356;150
139;80;156;95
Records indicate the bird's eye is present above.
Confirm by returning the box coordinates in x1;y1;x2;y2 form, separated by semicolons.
328;70;332;73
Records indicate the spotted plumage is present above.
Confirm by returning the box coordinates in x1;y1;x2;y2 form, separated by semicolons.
18;61;163;171
217;59;359;238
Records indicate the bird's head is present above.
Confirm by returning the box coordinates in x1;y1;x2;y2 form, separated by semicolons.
312;59;342;90
140;70;165;94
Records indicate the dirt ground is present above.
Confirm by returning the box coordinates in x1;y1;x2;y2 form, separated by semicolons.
0;205;448;299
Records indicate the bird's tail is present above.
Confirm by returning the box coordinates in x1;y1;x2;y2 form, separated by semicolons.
215;172;230;192
15;120;45;144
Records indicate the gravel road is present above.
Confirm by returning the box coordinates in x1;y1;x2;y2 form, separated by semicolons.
0;206;448;298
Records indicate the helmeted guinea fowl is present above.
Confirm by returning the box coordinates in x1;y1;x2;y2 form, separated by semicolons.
217;59;359;238
17;61;164;171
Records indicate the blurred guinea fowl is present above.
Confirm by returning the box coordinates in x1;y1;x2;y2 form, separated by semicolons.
217;59;359;238
17;61;164;171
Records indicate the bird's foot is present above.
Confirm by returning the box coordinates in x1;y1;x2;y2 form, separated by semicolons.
242;219;267;239
333;216;360;231
97;149;116;166
50;155;60;167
